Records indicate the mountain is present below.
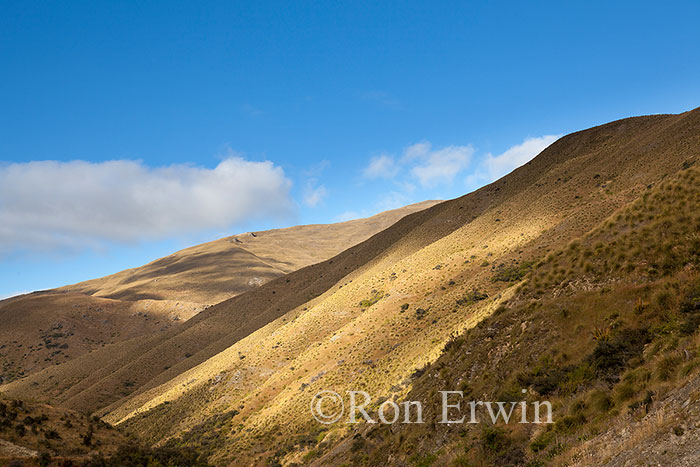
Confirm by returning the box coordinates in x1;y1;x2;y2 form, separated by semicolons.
3;108;700;465
0;201;438;386
315;149;700;466
59;200;440;306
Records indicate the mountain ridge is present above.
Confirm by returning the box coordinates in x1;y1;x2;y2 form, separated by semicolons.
59;200;440;305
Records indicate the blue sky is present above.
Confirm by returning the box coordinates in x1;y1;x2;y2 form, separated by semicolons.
2;0;700;298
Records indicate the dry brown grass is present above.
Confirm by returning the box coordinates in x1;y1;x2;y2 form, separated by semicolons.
59;201;440;305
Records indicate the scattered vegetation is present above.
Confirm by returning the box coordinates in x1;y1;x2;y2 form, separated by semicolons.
84;444;211;466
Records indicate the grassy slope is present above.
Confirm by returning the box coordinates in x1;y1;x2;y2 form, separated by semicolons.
0;395;128;463
60;201;440;305
0;202;436;388
316;165;699;466
85;109;700;465
0;292;200;385
1;199;464;414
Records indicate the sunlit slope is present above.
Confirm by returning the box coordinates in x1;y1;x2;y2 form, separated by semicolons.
313;164;700;466
95;109;700;464
1;200;464;414
60;201;439;305
0;202;436;386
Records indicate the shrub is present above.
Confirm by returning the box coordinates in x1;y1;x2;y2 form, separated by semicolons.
680;284;700;314
530;429;555;453
680;314;700;336
480;426;525;465
360;290;384;309
679;360;699;378
656;291;673;309
555;413;586;432
456;290;488;306
44;429;61;440
562;363;595;393
491;261;533;282
481;426;509;454
38;453;51;467
587;328;649;378
350;434;365;452
443;334;465;353
614;382;636;402
408;453;438;467
516;365;568;396
411;365;428;379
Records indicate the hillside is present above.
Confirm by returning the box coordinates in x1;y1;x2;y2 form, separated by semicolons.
3;108;700;465
60;200;439;305
0;394;128;464
0;292;198;386
315;163;700;466
0;394;213;466
0;202;436;387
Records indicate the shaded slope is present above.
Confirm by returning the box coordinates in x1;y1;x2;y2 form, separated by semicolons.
0;292;199;385
0;395;128;463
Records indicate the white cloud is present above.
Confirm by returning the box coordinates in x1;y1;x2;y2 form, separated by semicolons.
302;160;330;178
301;161;329;208
0;157;294;253
303;184;328;207
402;141;432;160
362;141;474;188
362;135;557;215
411;144;474;187
482;135;561;181
363;154;398;179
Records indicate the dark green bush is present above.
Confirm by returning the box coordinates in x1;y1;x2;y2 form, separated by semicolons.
587;328;649;378
492;261;533;283
456;290;488;306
